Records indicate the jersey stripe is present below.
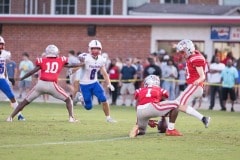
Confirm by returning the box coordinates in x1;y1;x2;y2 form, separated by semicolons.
179;84;198;105
152;102;178;111
61;56;67;62
25;85;37;101
37;58;42;64
53;82;69;98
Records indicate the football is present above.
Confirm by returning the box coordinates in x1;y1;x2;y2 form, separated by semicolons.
157;116;168;133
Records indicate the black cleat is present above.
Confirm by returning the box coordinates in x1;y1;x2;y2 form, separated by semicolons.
202;117;211;128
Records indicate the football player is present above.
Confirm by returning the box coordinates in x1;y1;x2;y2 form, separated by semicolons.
77;40;116;123
162;39;210;128
7;44;78;122
129;75;182;138
0;36;25;121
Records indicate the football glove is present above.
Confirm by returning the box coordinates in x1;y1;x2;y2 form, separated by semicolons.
107;84;115;91
148;119;158;128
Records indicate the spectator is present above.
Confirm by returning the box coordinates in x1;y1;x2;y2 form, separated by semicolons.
235;58;240;103
108;58;120;105
162;59;178;100
116;57;123;71
143;57;162;78
177;63;186;95
133;57;144;89
6;56;17;87
221;51;235;65
18;52;34;98
221;59;238;112
208;56;226;110
119;58;137;106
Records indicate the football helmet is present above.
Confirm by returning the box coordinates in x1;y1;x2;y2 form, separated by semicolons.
88;40;102;57
0;36;5;44
45;44;59;57
176;39;195;57
144;75;160;87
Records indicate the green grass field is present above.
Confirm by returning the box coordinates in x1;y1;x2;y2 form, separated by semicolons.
0;101;240;160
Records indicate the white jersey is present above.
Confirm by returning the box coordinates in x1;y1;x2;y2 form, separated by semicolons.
0;50;11;79
79;53;106;84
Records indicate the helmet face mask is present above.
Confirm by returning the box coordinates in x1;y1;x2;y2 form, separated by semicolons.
144;75;160;87
45;45;59;57
176;39;195;58
88;40;102;58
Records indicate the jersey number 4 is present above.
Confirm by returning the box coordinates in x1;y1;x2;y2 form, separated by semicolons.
45;62;58;73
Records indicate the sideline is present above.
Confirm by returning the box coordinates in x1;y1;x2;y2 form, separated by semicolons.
0;136;130;148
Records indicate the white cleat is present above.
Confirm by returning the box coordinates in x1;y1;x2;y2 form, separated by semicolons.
69;117;79;123
106;117;117;123
6;116;13;122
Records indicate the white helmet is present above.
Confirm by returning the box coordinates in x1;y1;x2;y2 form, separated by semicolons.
88;40;102;57
45;44;59;57
0;36;5;44
88;40;102;49
144;75;160;87
176;39;195;57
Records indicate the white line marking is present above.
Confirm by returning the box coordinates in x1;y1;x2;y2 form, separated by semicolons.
0;136;130;148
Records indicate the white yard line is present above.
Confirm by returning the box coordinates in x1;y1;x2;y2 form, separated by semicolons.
0;136;130;148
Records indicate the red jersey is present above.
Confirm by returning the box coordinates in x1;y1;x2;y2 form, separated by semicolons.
185;50;206;85
36;56;68;82
134;86;169;105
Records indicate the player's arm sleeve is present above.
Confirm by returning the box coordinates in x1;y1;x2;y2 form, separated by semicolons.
191;58;205;67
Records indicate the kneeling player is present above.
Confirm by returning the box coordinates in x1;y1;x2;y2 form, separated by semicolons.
129;75;182;137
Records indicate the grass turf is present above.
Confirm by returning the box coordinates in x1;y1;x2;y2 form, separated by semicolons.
0;101;239;160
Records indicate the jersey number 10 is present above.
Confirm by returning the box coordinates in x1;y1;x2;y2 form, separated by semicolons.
45;62;58;73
